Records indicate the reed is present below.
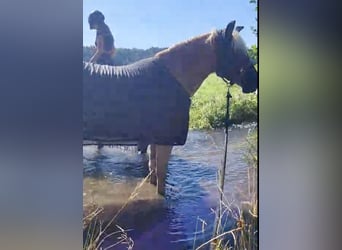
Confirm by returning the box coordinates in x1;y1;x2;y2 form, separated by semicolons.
192;129;258;250
83;172;153;250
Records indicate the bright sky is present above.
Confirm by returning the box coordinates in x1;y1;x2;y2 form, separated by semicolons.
83;0;257;49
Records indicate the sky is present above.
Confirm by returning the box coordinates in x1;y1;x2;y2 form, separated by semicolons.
83;0;257;49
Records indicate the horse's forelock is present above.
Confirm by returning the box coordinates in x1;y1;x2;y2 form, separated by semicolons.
232;31;248;54
206;29;247;55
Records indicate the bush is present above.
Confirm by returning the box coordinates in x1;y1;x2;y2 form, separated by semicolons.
189;74;257;129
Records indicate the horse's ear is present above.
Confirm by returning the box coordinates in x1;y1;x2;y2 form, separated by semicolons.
236;26;244;32
225;20;236;40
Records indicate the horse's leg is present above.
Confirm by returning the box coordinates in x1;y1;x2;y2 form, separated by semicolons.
149;144;157;185
155;145;173;195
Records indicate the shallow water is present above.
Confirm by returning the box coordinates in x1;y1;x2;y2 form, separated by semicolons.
83;125;256;249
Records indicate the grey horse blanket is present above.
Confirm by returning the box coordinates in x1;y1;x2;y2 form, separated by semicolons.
83;57;191;146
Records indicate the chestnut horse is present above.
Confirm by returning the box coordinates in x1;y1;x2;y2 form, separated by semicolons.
83;21;258;195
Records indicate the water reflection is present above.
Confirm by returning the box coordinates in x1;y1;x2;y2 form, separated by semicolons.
83;126;254;249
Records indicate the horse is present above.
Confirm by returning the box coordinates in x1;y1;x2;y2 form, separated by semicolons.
83;21;258;196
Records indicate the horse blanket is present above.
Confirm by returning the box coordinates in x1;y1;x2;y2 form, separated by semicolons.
83;57;191;146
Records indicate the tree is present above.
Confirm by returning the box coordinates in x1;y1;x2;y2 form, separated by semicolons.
248;44;258;62
249;0;258;36
82;46;166;65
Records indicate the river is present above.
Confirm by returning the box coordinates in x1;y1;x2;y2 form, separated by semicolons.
83;124;256;249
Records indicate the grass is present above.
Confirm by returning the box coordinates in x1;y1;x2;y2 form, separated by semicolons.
83;172;153;250
229;130;258;250
83;130;258;250
189;74;257;129
83;132;258;250
184;129;258;250
203;130;258;250
189;72;258;249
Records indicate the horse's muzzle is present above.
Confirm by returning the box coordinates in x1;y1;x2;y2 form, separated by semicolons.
241;65;258;93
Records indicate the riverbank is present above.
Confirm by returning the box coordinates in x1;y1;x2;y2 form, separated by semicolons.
212;130;258;250
189;74;257;129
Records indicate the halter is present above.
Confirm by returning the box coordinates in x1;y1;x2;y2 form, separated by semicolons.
212;29;256;247
214;29;235;84
213;29;234;132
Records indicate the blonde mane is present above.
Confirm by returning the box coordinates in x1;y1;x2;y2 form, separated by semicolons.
155;31;217;95
156;32;215;57
232;30;248;53
156;28;247;57
206;29;248;53
154;27;249;96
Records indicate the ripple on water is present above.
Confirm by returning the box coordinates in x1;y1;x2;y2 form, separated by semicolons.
83;126;254;249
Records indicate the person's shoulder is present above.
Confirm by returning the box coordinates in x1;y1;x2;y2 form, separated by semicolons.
98;23;111;33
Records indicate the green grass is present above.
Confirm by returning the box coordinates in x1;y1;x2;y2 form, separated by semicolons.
189;74;257;129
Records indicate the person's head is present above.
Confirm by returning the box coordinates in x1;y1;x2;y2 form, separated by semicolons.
88;10;105;29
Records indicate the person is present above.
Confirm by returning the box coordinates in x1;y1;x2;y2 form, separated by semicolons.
88;10;116;150
88;10;115;65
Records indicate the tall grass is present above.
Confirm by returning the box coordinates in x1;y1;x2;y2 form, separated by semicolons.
189;74;257;129
217;130;258;250
83;130;258;250
236;130;258;250
83;172;153;250
192;129;258;250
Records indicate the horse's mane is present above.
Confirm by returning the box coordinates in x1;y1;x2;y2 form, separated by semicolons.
156;29;248;57
155;32;214;57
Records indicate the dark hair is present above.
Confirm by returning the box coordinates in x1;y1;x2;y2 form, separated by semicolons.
88;10;105;26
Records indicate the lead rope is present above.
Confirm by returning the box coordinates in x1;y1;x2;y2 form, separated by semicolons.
211;79;231;249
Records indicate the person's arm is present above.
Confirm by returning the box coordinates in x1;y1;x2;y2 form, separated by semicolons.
89;35;105;63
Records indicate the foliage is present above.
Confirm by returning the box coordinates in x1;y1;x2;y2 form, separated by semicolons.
247;45;258;62
189;74;257;129
189;74;227;129
191;130;258;250
83;46;165;65
249;0;258;36
232;130;258;250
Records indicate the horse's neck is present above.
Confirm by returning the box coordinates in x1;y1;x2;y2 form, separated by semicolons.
156;34;216;96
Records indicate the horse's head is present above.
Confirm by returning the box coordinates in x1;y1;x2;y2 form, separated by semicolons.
215;21;258;93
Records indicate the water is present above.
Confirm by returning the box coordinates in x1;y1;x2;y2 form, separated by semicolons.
83;125;255;249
